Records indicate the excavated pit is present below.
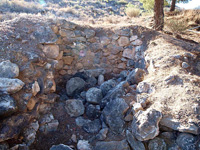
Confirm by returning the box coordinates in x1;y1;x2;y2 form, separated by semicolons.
0;16;200;150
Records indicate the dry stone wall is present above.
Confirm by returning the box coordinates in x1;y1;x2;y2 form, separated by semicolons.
42;20;145;76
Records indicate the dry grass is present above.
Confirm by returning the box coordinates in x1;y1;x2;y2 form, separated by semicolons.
165;19;188;33
125;7;140;18
0;0;43;13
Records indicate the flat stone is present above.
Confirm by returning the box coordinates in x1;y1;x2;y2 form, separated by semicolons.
65;99;85;117
75;117;91;127
63;56;74;65
160;116;200;135
0;78;25;94
118;36;130;47
122;48;135;59
126;130;145;150
0;94;17;117
0;60;19;78
95;140;130;150
43;45;59;59
103;98;129;134
132;109;162;141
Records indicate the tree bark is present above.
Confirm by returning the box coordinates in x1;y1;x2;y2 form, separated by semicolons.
154;0;164;31
170;0;177;11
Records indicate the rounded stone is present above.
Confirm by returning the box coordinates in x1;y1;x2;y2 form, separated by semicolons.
43;45;59;59
65;99;85;117
0;60;19;78
66;77;86;96
86;87;103;104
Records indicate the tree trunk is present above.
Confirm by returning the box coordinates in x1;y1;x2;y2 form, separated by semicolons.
170;0;177;11
154;0;164;31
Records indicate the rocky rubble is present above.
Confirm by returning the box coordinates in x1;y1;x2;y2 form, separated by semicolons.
0;17;199;150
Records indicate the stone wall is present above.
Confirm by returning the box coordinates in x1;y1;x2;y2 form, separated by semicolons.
42;20;145;76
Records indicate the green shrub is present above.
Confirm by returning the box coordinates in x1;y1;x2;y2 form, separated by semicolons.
139;0;169;12
125;3;141;18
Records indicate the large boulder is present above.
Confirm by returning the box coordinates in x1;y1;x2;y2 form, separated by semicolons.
0;94;17;117
132;108;162;141
126;68;145;85
65;99;85;117
0;60;19;78
66;77;86;96
95;140;130;150
0;78;25;94
50;144;73;150
103;98;129;134
86;88;103;104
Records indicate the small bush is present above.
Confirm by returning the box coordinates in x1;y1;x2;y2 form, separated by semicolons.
125;3;140;18
166;19;188;33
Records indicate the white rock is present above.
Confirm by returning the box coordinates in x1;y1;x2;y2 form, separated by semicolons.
32;81;40;96
77;140;92;150
0;78;25;93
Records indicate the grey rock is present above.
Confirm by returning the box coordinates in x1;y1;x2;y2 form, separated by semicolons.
148;137;167;150
39;114;59;133
82;119;101;134
100;79;117;96
95;140;130;150
126;130;145;150
127;60;135;67
66;77;86;96
77;140;92;150
86;88;103;104
160;116;199;135
0;78;25;94
103;98;129;134
84;29;95;39
86;76;97;88
100;81;128;108
182;62;190;69
0;94;17;117
126;68;145;85
132;109;162;141
50;144;73;150
176;133;197;150
98;74;104;86
0;60;19;78
86;104;101;119
75;117;91;127
96;128;108;141
65;99;85;117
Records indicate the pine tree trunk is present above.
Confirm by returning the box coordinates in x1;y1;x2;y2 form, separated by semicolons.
170;0;177;11
154;0;164;31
